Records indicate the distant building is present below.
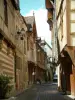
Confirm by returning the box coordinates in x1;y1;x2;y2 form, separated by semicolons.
45;0;58;63
25;16;37;84
36;42;47;82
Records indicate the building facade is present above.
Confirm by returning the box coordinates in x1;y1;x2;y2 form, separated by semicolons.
0;0;48;97
0;0;19;91
25;16;47;84
45;0;58;82
25;16;37;84
15;12;28;91
0;0;28;95
45;0;58;62
36;42;47;82
46;0;75;97
56;0;75;96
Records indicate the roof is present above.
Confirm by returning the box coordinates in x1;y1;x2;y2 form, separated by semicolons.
24;16;35;32
36;42;47;54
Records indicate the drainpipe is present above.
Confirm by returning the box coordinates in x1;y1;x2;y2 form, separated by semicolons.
54;0;61;90
52;0;58;61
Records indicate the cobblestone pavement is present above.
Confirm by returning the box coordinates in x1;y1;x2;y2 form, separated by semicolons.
14;83;71;100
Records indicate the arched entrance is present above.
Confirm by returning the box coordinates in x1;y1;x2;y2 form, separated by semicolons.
59;50;72;94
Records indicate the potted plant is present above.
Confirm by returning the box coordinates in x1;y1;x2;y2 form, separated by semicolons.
0;74;13;99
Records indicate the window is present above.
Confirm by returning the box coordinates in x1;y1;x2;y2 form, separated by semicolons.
0;39;3;50
7;45;10;55
4;0;8;26
71;0;75;9
71;23;75;33
71;12;75;20
0;34;3;50
31;48;34;58
37;49;41;62
71;35;75;46
74;50;75;59
27;37;29;50
24;41;26;54
15;0;19;5
15;55;22;69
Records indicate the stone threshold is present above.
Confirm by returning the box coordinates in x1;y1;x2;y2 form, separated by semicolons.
64;95;75;100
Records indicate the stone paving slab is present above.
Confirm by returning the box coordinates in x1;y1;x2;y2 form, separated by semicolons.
64;95;75;100
8;83;74;100
34;84;66;100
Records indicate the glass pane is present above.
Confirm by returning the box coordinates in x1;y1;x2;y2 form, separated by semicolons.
71;23;75;32
71;12;75;20
71;35;75;46
71;0;75;9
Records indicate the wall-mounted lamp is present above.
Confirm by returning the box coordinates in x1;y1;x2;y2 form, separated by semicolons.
16;28;26;40
37;49;40;52
35;37;41;43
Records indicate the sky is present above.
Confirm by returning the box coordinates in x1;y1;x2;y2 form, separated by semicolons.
20;0;45;15
20;0;51;48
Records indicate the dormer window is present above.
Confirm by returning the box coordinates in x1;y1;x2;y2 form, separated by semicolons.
4;0;8;26
0;34;3;50
11;0;20;10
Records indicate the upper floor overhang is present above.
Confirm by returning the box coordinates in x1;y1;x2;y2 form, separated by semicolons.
45;0;54;10
47;19;53;30
47;11;53;30
47;8;53;20
45;0;54;30
11;0;20;10
47;10;53;22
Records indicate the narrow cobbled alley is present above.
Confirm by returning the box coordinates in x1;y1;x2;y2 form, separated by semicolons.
13;83;71;100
